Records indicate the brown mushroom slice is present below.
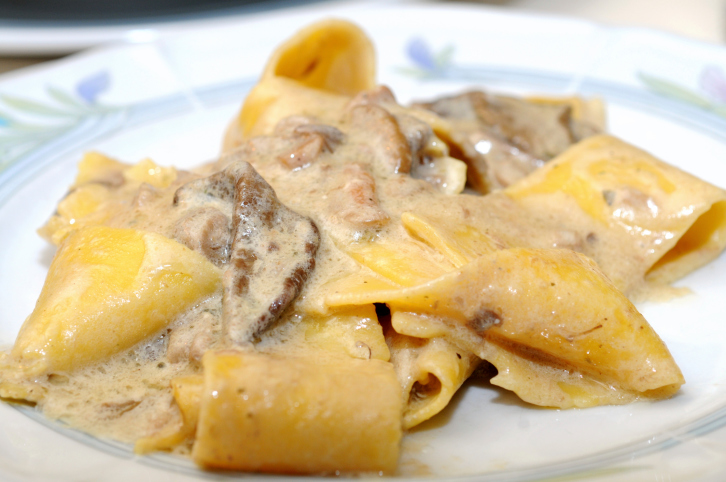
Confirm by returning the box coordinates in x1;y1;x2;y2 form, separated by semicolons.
347;103;412;174
416;91;592;192
448;127;543;193
172;170;237;265
173;169;237;209
422;91;575;160
173;161;321;343
289;123;345;146
412;95;542;192
345;86;425;168
396;113;434;164
326;163;390;228
469;92;575;159
223;117;345;172
274;120;344;170
172;207;232;267
223;161;321;344
347;85;397;108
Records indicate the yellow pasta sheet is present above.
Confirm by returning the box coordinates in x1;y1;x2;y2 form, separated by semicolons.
328;247;684;408
387;320;479;429
6;226;220;376
505;134;726;295
224;19;375;146
191;350;402;474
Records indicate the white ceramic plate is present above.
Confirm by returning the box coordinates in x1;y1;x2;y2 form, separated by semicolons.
2;3;726;481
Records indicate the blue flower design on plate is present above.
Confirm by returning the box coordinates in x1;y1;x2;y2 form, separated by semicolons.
400;38;455;78
76;70;111;104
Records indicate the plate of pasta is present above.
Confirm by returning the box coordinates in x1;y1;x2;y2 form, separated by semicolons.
1;3;726;481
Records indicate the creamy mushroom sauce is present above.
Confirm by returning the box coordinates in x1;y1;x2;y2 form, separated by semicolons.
5;87;667;452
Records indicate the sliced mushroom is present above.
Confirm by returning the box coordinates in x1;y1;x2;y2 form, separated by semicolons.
172;207;232;267
275;124;344;170
172;161;320;344
173;170;236;210
459;129;544;193
273;116;344;170
274;117;345;145
395;114;433;167
415;91;599;193
346;103;412;175
222;162;321;344
326;163;390;228
347;85;397;109
476;93;574;159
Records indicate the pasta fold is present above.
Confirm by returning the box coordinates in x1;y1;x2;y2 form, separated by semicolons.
327;247;684;407
8;226;221;375
401;211;502;267
293;306;391;361
387;317;479;429
331;218;484;428
505;135;726;294
224;19;375;146
39;154;180;245
192;350;402;474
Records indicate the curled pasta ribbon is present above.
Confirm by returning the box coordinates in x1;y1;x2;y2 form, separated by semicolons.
328;247;684;408
506;135;726;293
328;214;499;428
387;323;479;429
224;19;376;147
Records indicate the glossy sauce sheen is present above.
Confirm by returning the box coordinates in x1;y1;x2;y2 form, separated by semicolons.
20;106;687;442
4;20;719;475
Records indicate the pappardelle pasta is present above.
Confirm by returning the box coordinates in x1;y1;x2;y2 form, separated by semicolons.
2;19;725;475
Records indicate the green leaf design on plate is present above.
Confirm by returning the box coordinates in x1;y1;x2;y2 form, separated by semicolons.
1;120;74;133
0;94;81;118
0;126;71;143
394;66;434;79
638;72;726;120
0;108;16;125
713;104;726;117
46;87;92;112
435;45;455;70
0;76;125;175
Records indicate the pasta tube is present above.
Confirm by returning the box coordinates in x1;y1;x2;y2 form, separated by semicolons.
505;135;726;294
192;350;402;474
387;316;479;429
327;247;684;407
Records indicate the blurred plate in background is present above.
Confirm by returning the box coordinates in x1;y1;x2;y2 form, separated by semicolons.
0;0;350;55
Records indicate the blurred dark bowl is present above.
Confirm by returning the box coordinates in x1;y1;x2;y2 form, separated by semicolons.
0;0;305;24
